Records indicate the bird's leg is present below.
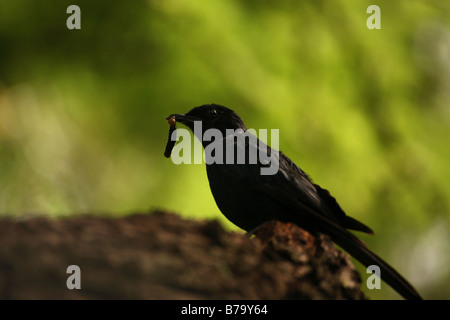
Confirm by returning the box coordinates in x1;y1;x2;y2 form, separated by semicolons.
245;220;273;237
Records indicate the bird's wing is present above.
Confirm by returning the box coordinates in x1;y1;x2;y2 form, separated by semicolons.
276;151;374;234
250;174;369;248
313;183;374;234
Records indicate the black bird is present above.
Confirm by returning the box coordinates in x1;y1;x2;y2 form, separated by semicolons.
166;104;422;300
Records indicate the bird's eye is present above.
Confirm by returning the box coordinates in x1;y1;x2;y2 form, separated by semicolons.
209;109;218;117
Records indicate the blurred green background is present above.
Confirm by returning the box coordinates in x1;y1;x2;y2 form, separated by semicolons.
0;0;449;299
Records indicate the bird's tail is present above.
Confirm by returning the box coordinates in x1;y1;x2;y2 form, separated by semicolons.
325;226;422;300
256;183;422;299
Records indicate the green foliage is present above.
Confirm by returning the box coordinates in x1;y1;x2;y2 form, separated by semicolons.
0;0;448;299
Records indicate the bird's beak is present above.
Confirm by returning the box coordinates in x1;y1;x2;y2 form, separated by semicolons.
166;113;201;125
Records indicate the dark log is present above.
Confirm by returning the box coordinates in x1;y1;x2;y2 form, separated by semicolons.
0;211;366;299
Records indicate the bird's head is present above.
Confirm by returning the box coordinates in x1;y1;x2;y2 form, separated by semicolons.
167;104;247;137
